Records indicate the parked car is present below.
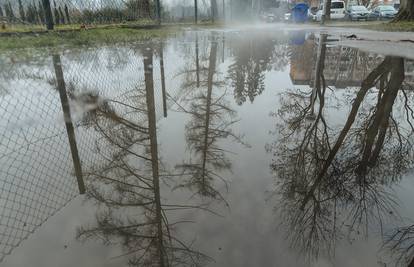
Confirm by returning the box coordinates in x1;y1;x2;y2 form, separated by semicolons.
394;3;400;11
315;0;346;21
284;12;292;21
261;12;276;22
346;5;370;21
308;8;316;20
369;5;398;20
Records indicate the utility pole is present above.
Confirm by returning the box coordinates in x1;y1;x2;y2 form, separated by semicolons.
42;0;54;30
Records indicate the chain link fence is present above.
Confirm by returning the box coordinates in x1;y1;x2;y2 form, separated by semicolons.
0;0;215;33
0;0;160;33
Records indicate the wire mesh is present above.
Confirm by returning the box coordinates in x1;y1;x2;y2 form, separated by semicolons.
0;56;80;261
0;0;158;30
0;39;182;262
0;0;215;33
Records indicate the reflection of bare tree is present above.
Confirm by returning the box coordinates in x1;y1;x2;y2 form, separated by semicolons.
76;46;209;267
386;223;414;266
174;33;212;101
301;57;408;206
268;35;335;258
268;55;414;261
175;41;246;202
227;34;289;105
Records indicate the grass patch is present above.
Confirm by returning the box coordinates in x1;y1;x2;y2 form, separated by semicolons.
0;19;158;33
309;20;414;32
0;25;184;50
360;21;414;32
0;21;221;50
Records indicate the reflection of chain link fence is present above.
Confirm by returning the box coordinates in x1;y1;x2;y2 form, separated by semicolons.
0;65;81;261
0;41;179;262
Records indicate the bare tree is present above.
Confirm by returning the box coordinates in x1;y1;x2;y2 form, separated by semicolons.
394;0;414;21
210;0;218;21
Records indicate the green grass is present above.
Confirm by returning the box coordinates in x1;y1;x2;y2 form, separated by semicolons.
360;21;414;32
0;19;159;33
322;20;414;32
0;21;222;50
0;26;182;50
308;19;414;32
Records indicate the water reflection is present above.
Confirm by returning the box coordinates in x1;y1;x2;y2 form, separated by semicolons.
289;34;384;89
227;32;289;105
73;45;210;266
175;38;247;203
53;54;86;194
2;29;414;266
269;34;414;264
386;223;414;266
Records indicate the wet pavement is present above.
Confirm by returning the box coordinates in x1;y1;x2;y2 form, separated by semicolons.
1;26;414;267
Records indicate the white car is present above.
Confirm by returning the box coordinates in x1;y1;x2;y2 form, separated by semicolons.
284;13;291;21
315;0;346;21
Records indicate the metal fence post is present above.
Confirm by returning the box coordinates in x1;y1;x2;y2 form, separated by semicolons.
143;46;166;267
155;0;162;24
42;0;54;30
52;54;86;195
222;0;225;20
194;0;198;24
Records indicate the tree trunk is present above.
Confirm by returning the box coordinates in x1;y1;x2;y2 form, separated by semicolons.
211;0;218;22
321;0;331;24
201;42;218;186
325;0;331;20
301;57;394;210
155;0;161;24
195;32;200;87
394;0;414;21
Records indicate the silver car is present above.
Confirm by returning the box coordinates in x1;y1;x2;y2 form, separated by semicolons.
346;5;370;21
369;5;398;20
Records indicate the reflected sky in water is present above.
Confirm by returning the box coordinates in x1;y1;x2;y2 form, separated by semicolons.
1;28;414;267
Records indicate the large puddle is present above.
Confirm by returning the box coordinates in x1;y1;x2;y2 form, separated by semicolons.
1;27;414;267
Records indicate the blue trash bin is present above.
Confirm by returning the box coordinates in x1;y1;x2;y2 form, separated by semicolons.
292;3;309;23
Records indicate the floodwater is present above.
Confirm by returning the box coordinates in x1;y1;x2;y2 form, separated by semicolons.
1;26;414;267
